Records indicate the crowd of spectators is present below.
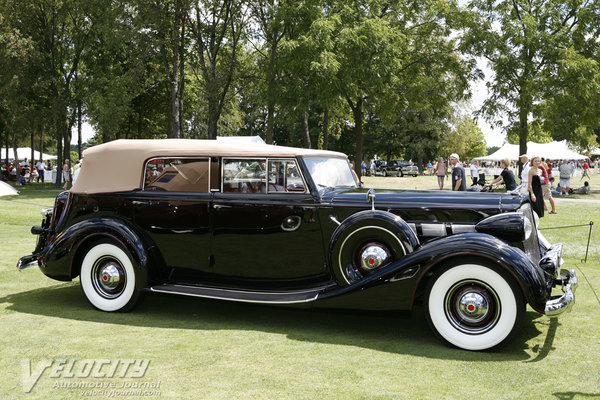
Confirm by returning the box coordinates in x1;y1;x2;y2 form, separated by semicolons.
1;158;58;185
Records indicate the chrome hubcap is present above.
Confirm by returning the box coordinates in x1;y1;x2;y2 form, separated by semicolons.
359;243;391;271
445;281;500;334
92;257;126;299
457;292;489;323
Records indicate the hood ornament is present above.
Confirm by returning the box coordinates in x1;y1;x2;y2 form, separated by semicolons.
366;188;376;211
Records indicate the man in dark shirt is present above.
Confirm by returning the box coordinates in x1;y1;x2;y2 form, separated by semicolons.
449;153;466;191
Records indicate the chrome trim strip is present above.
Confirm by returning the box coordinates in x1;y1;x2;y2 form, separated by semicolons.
451;224;476;234
149;285;320;304
329;215;341;226
545;269;578;317
420;223;446;237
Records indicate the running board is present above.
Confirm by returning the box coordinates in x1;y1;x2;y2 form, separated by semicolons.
148;283;329;304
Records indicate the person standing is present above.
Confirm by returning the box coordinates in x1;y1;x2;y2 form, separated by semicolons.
539;161;556;214
528;156;544;218
581;160;591;180
361;160;367;177
369;160;376;176
470;160;479;186
436;157;447;190
62;159;71;190
449;153;466;191
558;160;571;195
35;160;46;183
519;154;530;195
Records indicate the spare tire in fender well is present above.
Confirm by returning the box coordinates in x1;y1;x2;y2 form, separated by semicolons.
329;210;419;286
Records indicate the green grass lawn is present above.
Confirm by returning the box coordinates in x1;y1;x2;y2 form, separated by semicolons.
1;181;599;399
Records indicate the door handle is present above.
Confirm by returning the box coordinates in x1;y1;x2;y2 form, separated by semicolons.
132;200;153;206
213;204;232;209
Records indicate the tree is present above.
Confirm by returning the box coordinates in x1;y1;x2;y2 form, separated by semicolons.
466;0;600;162
188;0;245;139
136;0;190;139
441;116;487;161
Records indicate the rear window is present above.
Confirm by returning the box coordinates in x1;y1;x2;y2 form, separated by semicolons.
144;158;210;192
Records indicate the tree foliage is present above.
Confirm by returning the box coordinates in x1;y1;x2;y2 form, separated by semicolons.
2;0;599;180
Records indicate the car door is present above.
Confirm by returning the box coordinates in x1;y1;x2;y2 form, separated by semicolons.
211;157;326;283
132;157;213;276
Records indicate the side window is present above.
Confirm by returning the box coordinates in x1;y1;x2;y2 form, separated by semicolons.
267;159;306;193
144;158;210;192
222;159;266;193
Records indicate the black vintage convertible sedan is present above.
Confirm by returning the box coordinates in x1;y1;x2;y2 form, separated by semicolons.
18;139;577;351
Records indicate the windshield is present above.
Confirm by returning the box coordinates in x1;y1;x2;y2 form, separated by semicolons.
303;156;358;190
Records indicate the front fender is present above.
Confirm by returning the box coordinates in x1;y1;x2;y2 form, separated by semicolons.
39;217;158;287
317;233;547;313
409;233;547;312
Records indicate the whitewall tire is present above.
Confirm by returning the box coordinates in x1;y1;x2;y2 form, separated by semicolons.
425;263;524;351
80;242;140;312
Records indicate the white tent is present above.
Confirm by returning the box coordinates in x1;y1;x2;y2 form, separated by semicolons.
475;141;588;161
1;147;57;161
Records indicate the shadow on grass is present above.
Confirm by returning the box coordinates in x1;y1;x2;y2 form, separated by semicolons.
553;393;600;400
1;283;547;361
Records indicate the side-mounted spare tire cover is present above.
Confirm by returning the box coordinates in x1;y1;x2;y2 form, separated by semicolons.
329;210;419;285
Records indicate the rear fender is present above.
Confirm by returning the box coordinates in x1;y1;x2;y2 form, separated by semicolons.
40;217;160;287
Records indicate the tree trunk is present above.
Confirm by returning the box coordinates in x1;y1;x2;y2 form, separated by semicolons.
518;100;529;175
302;111;311;149
55;111;65;188
266;103;275;144
322;107;329;150
207;103;218;140
169;0;184;139
30;129;35;167
178;18;185;137
77;100;82;159
349;97;364;178
39;122;44;164
137;110;143;139
265;40;278;144
5;133;9;166
11;130;20;184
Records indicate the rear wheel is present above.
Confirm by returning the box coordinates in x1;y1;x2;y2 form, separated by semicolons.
425;262;524;351
80;242;140;312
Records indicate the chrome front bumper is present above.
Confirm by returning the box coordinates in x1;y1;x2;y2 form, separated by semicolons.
545;269;578;317
17;254;39;271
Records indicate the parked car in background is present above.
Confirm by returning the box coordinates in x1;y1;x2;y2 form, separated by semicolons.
382;160;419;177
18;139;577;351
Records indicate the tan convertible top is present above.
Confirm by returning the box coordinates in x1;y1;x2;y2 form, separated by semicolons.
71;139;347;194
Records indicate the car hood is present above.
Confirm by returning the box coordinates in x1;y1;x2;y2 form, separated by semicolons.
323;187;523;217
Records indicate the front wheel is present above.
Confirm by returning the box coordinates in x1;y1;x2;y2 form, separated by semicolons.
425;263;524;351
80;242;141;312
